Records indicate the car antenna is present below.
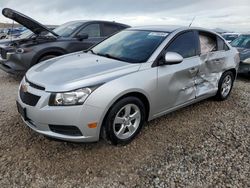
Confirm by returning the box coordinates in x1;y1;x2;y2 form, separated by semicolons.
189;16;196;27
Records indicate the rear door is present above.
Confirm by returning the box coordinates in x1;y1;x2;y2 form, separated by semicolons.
195;31;229;98
156;31;200;113
101;23;124;38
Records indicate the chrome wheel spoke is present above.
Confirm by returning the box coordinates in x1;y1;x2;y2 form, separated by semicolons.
114;116;124;124
124;105;131;116
130;110;140;120
117;125;126;136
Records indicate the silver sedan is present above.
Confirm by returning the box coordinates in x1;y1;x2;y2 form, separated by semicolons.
16;26;240;145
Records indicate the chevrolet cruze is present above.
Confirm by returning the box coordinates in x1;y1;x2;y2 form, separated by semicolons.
16;26;239;145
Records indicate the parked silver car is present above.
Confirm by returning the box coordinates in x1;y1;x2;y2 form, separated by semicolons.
16;26;239;145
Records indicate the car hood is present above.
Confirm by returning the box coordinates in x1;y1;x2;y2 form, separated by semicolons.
236;47;250;61
26;52;141;92
2;8;58;37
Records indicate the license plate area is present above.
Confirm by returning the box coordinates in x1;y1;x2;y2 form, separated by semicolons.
16;101;28;121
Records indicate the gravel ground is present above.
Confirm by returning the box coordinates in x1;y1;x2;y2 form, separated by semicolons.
0;69;249;187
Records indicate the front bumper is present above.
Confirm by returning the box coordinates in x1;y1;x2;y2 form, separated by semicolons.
238;62;250;74
0;53;27;75
17;79;105;142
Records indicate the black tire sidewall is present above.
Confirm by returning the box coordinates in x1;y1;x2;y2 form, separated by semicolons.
38;55;57;63
216;71;234;100
103;97;146;145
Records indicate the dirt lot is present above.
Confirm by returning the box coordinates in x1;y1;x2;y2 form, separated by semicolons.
0;69;249;187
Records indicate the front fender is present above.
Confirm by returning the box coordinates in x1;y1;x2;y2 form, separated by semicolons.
84;67;158;136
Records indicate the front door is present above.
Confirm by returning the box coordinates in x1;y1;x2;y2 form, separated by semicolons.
156;31;200;113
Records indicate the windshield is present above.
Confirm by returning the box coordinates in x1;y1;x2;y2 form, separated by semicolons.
51;22;83;37
222;34;239;41
91;30;168;63
18;30;33;38
231;35;250;49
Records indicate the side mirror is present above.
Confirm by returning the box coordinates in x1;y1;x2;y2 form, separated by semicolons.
75;33;88;40
164;52;183;65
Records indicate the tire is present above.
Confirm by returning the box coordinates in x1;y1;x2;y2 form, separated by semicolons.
38;55;57;63
215;71;234;101
102;97;146;145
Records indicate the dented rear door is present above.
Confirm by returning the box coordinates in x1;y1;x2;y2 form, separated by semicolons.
195;32;227;98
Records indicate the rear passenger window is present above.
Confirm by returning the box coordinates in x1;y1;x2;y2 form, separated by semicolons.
102;24;120;37
199;32;217;54
166;31;197;58
78;24;100;38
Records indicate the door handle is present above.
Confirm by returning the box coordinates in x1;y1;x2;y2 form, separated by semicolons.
189;67;199;75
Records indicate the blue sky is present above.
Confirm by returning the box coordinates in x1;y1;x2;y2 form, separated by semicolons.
0;0;250;32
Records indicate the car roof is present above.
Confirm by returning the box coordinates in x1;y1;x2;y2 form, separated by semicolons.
63;20;130;27
127;25;219;34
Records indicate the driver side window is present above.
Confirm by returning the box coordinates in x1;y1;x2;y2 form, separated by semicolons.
78;24;100;38
166;31;198;58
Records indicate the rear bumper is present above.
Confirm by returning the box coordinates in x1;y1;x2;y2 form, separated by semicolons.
0;53;27;75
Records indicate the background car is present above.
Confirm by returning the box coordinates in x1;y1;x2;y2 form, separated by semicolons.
17;26;239;145
222;32;241;43
231;34;250;75
0;28;8;39
5;27;26;39
0;8;130;75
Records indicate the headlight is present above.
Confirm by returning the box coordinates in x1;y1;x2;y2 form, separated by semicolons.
243;58;250;64
49;86;99;106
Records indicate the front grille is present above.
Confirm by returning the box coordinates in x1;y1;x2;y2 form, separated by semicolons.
49;125;83;136
0;48;7;59
19;90;40;106
25;77;45;90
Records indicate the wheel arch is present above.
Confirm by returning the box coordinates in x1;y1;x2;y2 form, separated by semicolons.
32;47;67;65
99;90;151;138
224;68;237;80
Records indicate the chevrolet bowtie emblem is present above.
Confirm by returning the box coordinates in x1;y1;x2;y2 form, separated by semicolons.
21;82;29;93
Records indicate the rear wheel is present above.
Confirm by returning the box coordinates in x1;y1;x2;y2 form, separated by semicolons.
215;71;234;101
102;97;146;145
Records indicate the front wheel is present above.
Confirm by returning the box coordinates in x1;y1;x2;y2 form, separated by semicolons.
215;71;234;101
38;55;58;63
102;97;146;145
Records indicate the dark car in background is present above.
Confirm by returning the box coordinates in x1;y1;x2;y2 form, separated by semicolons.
6;27;26;39
0;8;130;75
0;28;8;39
222;33;240;43
231;34;250;75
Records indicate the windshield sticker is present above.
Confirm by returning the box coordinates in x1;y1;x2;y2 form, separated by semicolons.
148;32;169;37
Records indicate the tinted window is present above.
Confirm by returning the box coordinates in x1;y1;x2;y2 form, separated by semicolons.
78;24;100;38
222;34;239;41
102;24;120;37
199;32;217;54
92;30;168;63
166;31;197;58
231;35;250;49
52;22;83;37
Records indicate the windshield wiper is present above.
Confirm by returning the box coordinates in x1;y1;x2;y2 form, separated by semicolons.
97;53;125;62
88;49;96;54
